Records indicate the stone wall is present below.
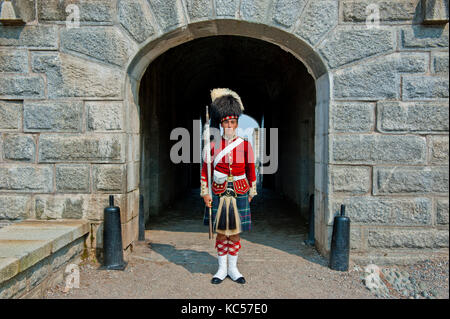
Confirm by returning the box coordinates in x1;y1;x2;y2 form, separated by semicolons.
326;1;449;260
0;0;448;262
0;0;140;258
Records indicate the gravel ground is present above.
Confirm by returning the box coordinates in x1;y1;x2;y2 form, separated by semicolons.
359;257;449;299
45;242;378;299
45;190;448;299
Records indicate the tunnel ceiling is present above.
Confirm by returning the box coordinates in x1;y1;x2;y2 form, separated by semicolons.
146;35;313;124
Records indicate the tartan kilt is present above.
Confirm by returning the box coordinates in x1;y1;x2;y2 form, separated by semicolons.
203;185;251;233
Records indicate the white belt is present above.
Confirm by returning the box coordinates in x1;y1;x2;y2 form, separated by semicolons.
213;170;246;184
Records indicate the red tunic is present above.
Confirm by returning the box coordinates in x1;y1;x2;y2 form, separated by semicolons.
201;136;257;195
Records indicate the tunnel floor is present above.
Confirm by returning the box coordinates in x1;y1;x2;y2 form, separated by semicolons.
146;188;312;257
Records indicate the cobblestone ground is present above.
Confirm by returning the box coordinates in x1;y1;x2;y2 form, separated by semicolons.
45;190;448;299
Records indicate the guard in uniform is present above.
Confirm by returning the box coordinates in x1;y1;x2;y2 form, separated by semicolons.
201;88;257;284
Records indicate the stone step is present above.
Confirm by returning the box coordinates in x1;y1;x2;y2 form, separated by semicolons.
0;220;89;287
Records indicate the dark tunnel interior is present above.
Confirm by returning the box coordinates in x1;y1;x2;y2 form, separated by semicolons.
138;35;315;226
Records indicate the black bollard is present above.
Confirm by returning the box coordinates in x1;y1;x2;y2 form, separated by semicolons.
138;194;145;241
329;204;350;271
102;195;127;270
304;194;315;246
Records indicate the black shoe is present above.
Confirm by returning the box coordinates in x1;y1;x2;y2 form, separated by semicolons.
211;277;224;284
229;275;246;284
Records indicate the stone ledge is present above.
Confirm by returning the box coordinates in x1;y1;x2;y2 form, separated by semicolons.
0;220;89;287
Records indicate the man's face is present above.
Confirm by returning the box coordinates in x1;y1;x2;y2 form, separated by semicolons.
221;118;238;136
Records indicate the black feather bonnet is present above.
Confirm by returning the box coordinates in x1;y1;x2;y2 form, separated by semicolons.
209;88;244;129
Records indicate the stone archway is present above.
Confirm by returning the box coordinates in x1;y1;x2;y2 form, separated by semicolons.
4;0;444;264
123;19;331;255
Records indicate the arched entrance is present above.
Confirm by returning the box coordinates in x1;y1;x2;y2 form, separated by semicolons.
124;20;331;255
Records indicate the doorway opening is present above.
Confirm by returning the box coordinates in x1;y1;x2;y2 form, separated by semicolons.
138;35;315;245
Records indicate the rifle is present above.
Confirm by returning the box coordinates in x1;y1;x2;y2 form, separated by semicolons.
204;105;213;240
